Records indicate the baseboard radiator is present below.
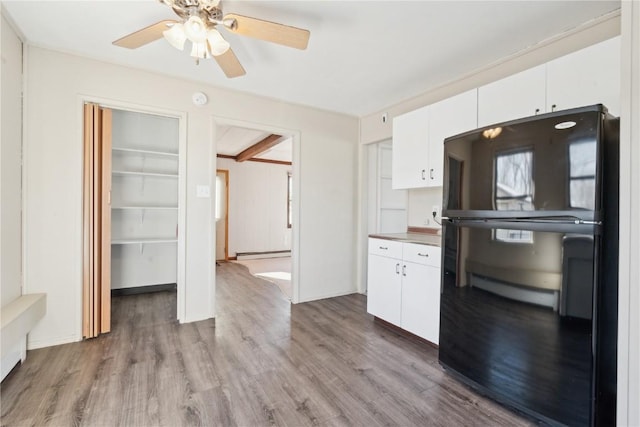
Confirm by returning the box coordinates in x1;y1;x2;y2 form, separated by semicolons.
236;250;291;261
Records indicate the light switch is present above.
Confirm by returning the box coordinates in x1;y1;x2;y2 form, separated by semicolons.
196;185;210;198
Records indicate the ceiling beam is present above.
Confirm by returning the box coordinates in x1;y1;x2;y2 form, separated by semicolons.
235;134;282;162
216;154;291;166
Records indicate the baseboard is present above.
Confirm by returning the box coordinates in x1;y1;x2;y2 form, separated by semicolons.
236;250;291;260
297;288;358;304
111;283;177;297
373;317;439;349
27;333;80;350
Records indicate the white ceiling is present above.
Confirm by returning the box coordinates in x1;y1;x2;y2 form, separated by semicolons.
3;1;619;117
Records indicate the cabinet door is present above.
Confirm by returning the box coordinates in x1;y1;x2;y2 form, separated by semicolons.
546;36;620;117
367;254;402;325
392;106;430;189
428;89;478;187
478;65;546;128
401;262;441;344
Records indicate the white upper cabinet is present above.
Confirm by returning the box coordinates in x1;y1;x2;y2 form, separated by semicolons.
478;65;547;128
428;89;478;187
392;106;429;189
392;90;477;189
393;37;618;189
546;36;620;117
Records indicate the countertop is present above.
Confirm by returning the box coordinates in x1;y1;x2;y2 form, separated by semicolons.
369;232;442;247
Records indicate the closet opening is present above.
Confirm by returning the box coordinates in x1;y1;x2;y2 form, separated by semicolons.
82;103;185;338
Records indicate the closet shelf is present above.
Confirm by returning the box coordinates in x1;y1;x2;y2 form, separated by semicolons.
112;147;178;157
112;170;178;178
112;206;178;210
112;237;178;245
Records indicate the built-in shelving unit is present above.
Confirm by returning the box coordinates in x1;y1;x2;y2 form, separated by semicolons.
110;109;179;290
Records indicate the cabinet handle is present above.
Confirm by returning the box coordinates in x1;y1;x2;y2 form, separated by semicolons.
379;246;388;250
396;263;400;274
418;253;429;257
402;265;407;276
551;104;557;112
421;169;426;180
535;108;540;115
429;169;434;180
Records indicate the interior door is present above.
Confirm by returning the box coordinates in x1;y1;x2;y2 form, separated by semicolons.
83;103;111;338
216;169;229;261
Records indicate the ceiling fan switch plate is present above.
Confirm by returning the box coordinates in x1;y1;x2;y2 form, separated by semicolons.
192;92;208;106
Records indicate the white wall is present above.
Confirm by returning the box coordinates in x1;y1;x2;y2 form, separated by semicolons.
1;12;23;308
407;188;443;229
216;157;292;257
22;46;359;348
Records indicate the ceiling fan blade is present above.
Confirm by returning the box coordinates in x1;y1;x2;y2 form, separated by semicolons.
113;20;177;49
224;14;310;50
214;48;246;78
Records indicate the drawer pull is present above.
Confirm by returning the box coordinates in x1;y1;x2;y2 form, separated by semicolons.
418;253;429;257
379;246;388;250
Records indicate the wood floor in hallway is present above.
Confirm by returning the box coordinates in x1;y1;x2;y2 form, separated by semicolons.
1;262;532;426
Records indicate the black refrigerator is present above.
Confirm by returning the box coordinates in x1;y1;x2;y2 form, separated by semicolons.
438;104;618;426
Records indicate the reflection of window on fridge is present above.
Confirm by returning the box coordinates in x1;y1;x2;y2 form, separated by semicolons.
569;140;596;210
494;149;534;243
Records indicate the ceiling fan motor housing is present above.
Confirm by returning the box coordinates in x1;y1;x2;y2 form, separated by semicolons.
167;0;223;25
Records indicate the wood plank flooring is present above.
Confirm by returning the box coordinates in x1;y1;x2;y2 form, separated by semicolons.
1;262;533;426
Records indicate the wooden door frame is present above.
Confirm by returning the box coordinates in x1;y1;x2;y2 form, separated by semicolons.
216;169;230;261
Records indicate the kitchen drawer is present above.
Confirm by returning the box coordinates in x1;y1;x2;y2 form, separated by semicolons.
402;243;441;267
368;238;403;259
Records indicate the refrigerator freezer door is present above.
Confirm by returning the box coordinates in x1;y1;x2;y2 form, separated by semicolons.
443;106;604;221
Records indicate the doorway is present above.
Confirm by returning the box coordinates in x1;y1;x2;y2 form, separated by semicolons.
214;120;299;302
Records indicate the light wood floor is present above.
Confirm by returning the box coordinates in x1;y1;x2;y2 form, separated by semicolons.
1;262;532;426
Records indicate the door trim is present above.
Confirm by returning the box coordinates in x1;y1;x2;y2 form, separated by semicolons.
216;169;229;261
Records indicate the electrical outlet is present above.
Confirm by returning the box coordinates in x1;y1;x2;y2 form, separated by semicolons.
432;205;441;219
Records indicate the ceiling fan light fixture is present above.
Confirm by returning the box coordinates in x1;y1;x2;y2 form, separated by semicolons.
190;40;210;59
207;29;230;56
184;15;208;43
163;23;187;50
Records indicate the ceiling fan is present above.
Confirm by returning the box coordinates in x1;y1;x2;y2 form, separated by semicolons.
113;0;310;78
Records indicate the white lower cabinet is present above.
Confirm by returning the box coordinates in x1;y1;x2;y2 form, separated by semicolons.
401;261;440;344
367;254;402;325
367;238;441;345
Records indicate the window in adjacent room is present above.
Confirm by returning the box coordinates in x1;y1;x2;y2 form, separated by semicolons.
494;149;534;243
569;140;596;210
287;172;292;228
